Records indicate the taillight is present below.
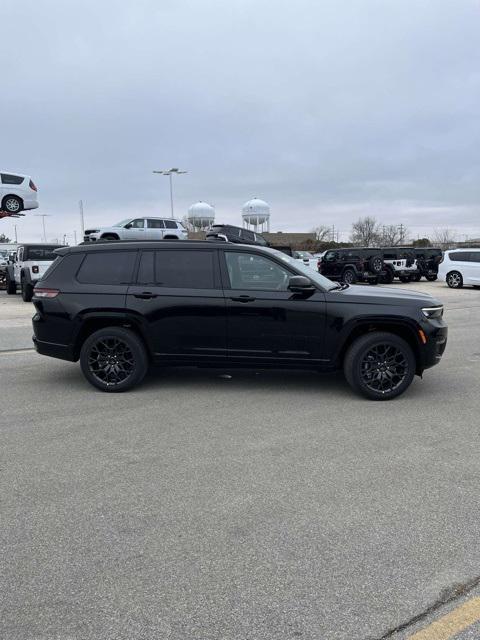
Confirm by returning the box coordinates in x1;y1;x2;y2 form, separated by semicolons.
29;179;37;191
32;265;39;274
34;288;59;298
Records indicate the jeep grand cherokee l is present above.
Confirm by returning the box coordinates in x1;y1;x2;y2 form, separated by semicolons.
32;241;447;400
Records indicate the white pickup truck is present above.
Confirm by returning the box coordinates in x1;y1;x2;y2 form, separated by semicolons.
5;243;63;301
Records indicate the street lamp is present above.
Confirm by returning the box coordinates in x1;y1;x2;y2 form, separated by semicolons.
34;214;51;242
153;167;188;218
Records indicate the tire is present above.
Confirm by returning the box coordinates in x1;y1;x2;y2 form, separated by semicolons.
21;280;33;302
381;268;394;285
101;234;119;241
426;274;438;282
2;195;23;213
399;276;412;283
344;331;415;400
6;273;16;294
368;255;383;274
368;277;379;285
342;268;357;284
163;235;179;240
446;271;463;289
80;327;148;392
413;273;422;282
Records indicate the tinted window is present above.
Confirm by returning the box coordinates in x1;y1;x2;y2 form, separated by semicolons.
154;250;214;288
469;252;480;263
449;252;470;262
1;173;24;185
147;219;165;229
77;251;137;284
225;252;291;291
164;220;178;229
25;246;62;261
241;229;255;242
137;251;155;283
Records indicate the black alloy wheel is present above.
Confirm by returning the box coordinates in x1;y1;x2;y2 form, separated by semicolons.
446;271;463;289
344;331;415;400
80;327;148;392
342;268;357;284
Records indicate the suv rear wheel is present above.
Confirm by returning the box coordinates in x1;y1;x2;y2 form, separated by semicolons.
446;271;463;288
342;268;357;284
80;327;148;392
344;331;415;400
21;279;33;302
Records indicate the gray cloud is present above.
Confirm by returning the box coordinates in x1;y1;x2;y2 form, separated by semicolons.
1;0;479;242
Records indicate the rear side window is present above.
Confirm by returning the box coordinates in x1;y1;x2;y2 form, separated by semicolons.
449;252;470;262
77;251;137;284
164;220;178;229
147;219;165;229
1;173;24;185
154;250;214;288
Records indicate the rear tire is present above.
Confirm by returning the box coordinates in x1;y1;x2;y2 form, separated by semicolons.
2;195;23;213
381;268;394;284
21;280;33;302
6;274;16;294
342;268;357;284
344;331;415;400
446;271;463;289
426;274;438;282
413;273;422;282
80;327;148;392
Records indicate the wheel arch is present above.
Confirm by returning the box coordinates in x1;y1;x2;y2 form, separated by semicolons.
100;232;120;240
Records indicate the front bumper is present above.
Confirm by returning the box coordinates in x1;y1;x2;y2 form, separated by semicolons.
421;325;448;370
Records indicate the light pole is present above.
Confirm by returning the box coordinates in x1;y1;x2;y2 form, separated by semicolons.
34;214;51;242
153;167;188;218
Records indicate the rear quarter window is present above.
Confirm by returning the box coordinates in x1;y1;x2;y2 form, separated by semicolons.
1;173;24;185
77;251;137;284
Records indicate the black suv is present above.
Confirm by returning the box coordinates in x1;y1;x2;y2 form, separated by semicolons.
319;248;385;284
413;248;443;281
206;224;268;246
32;241;447;400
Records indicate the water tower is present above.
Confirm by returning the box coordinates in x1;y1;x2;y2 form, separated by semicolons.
187;201;215;231
242;197;271;232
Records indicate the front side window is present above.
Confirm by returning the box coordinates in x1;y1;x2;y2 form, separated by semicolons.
77;251;137;284
225;252;292;291
147;219;165;229
324;251;338;261
128;219;145;229
1;173;24;185
164;220;178;229
154;250;214;288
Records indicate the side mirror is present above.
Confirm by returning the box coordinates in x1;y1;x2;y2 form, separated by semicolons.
124;223;132;229
288;275;315;293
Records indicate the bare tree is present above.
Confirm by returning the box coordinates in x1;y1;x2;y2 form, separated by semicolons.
312;225;331;242
380;224;409;246
433;228;457;249
350;216;381;246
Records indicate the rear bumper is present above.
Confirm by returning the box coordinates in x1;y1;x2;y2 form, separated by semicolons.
32;336;76;361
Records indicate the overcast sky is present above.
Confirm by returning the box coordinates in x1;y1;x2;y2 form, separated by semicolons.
1;0;479;243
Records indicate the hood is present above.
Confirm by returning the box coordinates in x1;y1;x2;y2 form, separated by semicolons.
329;284;442;307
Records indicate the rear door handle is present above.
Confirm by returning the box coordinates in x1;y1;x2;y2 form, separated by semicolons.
134;291;157;299
230;295;256;303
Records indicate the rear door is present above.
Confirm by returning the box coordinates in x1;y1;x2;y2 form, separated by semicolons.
126;248;227;361
145;218;165;239
466;252;480;284
220;249;326;364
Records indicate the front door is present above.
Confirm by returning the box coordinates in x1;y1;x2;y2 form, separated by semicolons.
321;251;340;278
221;249;327;365
125;218;147;240
126;248;227;362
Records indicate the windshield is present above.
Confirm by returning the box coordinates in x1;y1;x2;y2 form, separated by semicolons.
267;248;334;290
113;219;132;227
25;246;62;261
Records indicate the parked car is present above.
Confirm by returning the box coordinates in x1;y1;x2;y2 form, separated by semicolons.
32;241;447;400
206;224;268;246
319;248;385;284
438;249;480;288
413;248;443;281
380;247;418;283
83;217;188;242
292;250;319;271
5;243;63;301
1;172;39;214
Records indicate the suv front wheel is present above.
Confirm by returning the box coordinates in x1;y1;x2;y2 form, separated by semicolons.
342;268;357;284
80;327;148;392
344;331;415;400
446;271;463;289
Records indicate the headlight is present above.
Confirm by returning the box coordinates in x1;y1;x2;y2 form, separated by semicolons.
422;306;443;319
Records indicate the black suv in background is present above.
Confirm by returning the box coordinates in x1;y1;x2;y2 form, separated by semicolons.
206;224;268;246
32;241;447;400
319;248;385;284
414;248;442;281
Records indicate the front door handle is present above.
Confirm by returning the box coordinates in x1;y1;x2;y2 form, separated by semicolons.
134;291;157;300
230;295;256;303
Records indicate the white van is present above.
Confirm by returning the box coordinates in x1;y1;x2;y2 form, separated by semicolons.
1;172;39;214
438;249;480;288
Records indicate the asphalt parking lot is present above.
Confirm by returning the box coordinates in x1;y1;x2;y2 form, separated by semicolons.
1;281;480;640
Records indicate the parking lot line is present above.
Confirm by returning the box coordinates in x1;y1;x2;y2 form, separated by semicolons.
408;597;480;639
0;348;35;356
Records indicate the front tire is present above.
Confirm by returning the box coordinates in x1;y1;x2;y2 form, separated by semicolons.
446;271;463;289
21;280;33;302
344;331;415;400
381;268;394;285
80;327;148;392
426;274;438;282
342;268;357;284
413;273;422;282
2;195;23;213
6;274;16;294
101;234;119;241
